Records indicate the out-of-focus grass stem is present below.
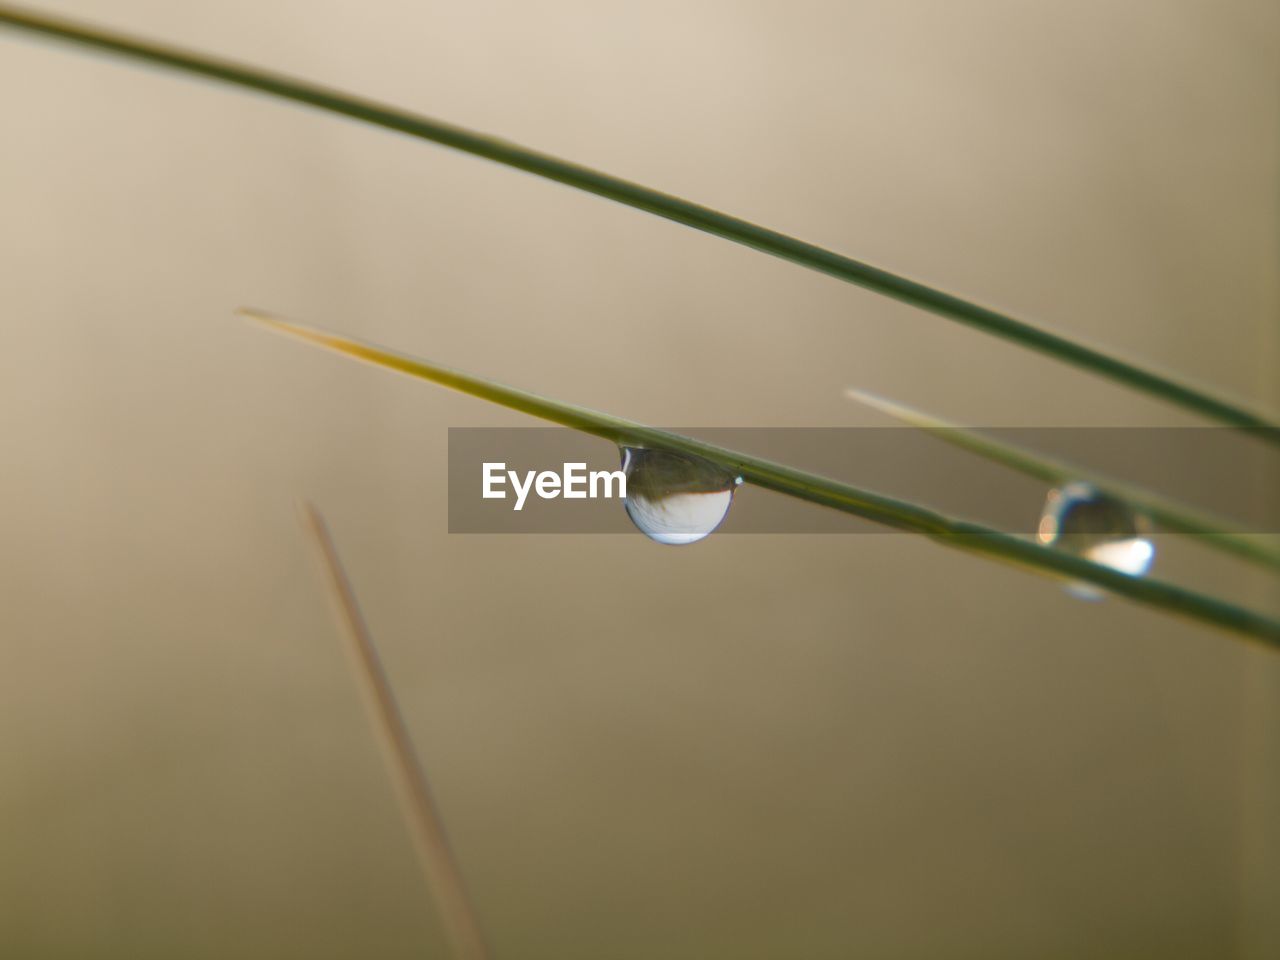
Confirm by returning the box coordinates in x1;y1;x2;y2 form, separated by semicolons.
301;503;492;960
845;388;1280;571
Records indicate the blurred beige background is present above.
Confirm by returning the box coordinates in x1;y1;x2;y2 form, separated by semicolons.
1;1;1277;956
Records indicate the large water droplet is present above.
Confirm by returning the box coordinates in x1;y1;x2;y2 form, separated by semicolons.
1037;481;1154;598
621;446;741;545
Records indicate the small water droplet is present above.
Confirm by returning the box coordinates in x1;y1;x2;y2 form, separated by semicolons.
1037;481;1154;598
620;446;740;545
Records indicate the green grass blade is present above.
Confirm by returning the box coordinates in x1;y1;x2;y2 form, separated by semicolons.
242;308;1280;649
846;388;1280;571
1;4;1275;435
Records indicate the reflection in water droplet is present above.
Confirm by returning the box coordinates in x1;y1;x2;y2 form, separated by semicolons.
1037;481;1154;599
620;446;740;545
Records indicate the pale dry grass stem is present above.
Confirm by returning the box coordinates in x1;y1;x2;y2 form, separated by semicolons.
301;502;492;960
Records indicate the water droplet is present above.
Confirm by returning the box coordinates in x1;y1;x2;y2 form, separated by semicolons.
1037;481;1154;598
620;446;740;545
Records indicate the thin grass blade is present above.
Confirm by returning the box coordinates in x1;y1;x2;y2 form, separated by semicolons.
0;3;1275;435
301;503;492;960
846;388;1280;571
251;309;1279;648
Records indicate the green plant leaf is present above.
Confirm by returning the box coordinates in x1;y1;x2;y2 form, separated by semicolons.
846;388;1280;571
1;4;1275;435
243;308;1279;649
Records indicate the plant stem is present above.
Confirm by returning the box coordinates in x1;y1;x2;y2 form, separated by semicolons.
254;310;1279;649
302;503;492;960
1;3;1275;435
846;388;1280;571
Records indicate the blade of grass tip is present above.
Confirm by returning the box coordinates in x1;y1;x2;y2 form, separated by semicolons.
845;388;1280;572
252;310;1280;649
301;502;492;960
1;4;1276;436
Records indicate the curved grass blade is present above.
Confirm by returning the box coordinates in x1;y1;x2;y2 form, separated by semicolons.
0;3;1274;436
244;308;1279;649
846;388;1280;571
302;503;492;960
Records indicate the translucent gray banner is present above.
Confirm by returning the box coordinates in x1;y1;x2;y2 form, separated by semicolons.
447;427;1279;535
